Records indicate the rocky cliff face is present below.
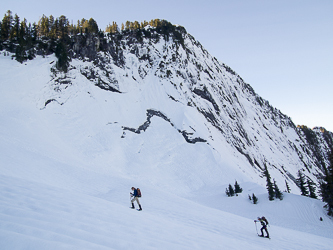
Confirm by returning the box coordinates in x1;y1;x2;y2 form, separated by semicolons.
297;126;333;171
24;24;333;192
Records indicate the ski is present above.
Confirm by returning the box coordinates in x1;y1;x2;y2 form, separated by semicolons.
129;207;142;211
258;235;271;240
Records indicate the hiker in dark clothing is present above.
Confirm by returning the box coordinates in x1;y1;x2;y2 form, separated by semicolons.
130;187;142;210
255;216;269;238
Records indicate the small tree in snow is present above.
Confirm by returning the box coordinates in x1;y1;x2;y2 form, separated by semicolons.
225;188;231;197
227;184;235;197
285;180;291;193
234;180;243;194
264;164;275;201
307;178;317;199
274;179;283;200
297;170;308;196
252;193;258;204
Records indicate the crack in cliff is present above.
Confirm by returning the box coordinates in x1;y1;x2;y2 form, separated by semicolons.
122;109;206;144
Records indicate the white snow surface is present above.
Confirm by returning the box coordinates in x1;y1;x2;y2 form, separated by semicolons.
0;52;333;250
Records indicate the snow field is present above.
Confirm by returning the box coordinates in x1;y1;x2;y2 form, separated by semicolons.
1;173;333;250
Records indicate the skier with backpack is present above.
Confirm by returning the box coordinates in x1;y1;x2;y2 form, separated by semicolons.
130;187;142;211
254;216;269;238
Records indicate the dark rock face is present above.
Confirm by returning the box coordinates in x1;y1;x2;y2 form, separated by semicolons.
122;109;206;144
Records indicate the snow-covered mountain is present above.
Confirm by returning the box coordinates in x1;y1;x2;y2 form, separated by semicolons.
1;23;332;249
44;24;331;192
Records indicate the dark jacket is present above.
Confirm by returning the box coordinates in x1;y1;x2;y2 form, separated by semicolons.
132;188;138;197
259;217;268;227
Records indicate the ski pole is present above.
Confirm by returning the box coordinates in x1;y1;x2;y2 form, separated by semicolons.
254;221;258;235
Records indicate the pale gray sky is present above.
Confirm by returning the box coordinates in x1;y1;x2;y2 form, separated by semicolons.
1;0;332;131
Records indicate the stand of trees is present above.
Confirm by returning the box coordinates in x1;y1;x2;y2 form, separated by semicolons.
225;180;243;197
249;193;258;204
296;170;318;199
1;10;185;72
0;10;102;71
263;164;283;201
1;10;100;43
320;149;333;216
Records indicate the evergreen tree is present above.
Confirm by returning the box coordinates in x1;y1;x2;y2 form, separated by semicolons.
320;149;333;216
264;164;275;200
132;21;140;30
234;180;243;194
15;44;25;63
1;10;13;40
49;15;54;30
31;22;38;42
106;21;118;33
228;184;235;197
49;17;57;39
18;18;27;44
274;179;283;200
74;20;81;34
297;170;308;196
87;18;98;34
307;178;317;199
38;14;49;37
141;20;148;29
15;18;27;63
125;21;131;30
58;15;69;40
55;41;69;72
225;188;230;197
252;193;258;204
285;180;291;193
10;13;20;41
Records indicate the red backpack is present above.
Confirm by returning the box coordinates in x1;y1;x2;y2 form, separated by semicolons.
137;188;142;197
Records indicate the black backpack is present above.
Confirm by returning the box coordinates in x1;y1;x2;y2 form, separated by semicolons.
137;188;142;197
260;217;268;226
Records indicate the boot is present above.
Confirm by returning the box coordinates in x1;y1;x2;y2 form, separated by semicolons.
138;204;142;211
131;203;135;209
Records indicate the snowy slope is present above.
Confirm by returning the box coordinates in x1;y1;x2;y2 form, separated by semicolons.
1;173;333;250
0;33;333;250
